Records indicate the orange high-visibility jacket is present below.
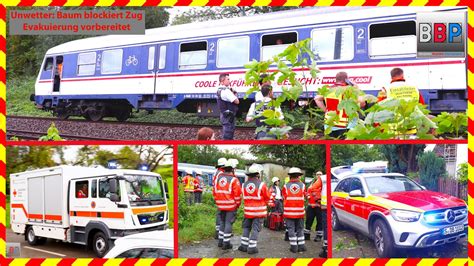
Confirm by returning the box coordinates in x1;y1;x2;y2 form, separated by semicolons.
182;175;195;192
242;178;270;218
307;176;322;208
282;180;306;219
324;83;350;128
268;185;281;208
213;172;242;211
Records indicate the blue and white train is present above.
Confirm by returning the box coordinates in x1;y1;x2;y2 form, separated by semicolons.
32;7;467;121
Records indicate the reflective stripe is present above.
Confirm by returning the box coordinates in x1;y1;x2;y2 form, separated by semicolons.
243;196;261;200
298;240;305;245
241;237;249;241
249;244;257;248
290;242;297;245
284;207;305;211
224;234;231;237
289;237;297;241
249;240;257;243
216;200;235;204
286;197;305;200
218;205;237;210
244;211;267;216
284;211;305;216
244;206;267;211
215;190;231;194
297;237;305;241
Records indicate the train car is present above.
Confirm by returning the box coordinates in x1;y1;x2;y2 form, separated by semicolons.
32;7;467;121
177;163;246;186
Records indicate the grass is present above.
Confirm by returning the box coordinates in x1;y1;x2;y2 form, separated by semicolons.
177;188;244;244
156;165;174;228
7;76;52;117
6;196;10;228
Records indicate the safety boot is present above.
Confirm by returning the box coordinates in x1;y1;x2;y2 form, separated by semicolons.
284;232;289;241
222;242;233;250
217;239;223;247
237;245;247;252
298;245;307;252
214;230;219;240
289;245;298;253
319;247;327;258
247;247;258;254
314;235;322;242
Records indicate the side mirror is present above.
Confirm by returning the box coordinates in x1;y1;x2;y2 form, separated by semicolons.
164;182;169;199
349;189;363;197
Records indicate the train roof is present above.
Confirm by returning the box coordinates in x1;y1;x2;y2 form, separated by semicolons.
46;6;465;55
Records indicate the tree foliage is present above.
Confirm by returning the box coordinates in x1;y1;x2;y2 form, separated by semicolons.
331;145;385;167
378;145;425;174
417;151;447;191
171;7;298;25
178;145;247;169
456;162;468;185
249;145;326;175
7;7;170;77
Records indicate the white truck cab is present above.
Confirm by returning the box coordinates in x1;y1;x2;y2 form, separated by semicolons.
10;165;169;257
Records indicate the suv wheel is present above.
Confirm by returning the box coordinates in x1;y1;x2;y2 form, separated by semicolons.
373;219;396;257
331;208;343;231
92;231;110;258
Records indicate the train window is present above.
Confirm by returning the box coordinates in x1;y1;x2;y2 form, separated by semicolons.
43;57;53;71
311;26;354;61
159;46;166;70
217;36;250;68
77;52;96;76
102;49;123;74
261;32;297;61
148;46;155;70
179;41;207;70
369;21;416;58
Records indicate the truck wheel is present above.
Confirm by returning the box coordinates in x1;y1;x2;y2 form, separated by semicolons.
331;208;343;231
92;231;110;258
26;227;39;246
373;219;396;258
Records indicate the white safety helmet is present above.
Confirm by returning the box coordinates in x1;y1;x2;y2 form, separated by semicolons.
195;170;203;175
246;165;261;175
217;158;227;167
288;167;303;175
224;159;234;168
316;171;323;175
186;169;193;175
228;158;239;169
272;177;280;183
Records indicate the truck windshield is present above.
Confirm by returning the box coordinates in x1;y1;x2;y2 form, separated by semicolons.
124;175;165;206
365;175;423;194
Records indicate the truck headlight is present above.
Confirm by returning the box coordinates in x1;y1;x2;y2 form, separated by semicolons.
390;209;421;222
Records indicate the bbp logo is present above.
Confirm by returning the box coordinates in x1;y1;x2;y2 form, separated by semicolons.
417;12;466;58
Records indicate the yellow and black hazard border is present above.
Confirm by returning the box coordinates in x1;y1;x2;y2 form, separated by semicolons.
0;1;473;265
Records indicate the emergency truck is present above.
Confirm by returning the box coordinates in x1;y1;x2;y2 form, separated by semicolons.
10;166;170;257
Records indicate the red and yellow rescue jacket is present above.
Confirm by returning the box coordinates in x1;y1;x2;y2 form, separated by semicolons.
213;172;242;211
182;175;195;192
307;177;322;208
282;180;306;219
242;178;270;218
325;83;350;128
268;185;282;208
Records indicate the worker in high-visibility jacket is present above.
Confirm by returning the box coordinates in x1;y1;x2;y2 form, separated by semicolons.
194;170;204;204
182;170;195;205
319;175;328;258
213;160;242;250
304;171;323;241
314;71;364;139
282;167;306;253
377;67;427;136
213;158;227;239
268;177;283;214
238;165;270;254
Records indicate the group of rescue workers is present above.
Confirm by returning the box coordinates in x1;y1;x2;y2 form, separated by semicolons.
206;157;327;257
182;169;205;205
216;67;425;139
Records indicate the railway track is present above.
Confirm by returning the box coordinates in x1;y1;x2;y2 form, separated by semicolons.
7;116;304;140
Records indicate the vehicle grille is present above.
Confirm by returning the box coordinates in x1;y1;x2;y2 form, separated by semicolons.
422;206;467;226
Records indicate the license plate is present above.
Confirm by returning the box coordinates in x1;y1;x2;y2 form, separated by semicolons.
442;225;464;235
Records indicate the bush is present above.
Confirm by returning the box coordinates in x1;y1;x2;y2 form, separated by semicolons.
418;151;446;191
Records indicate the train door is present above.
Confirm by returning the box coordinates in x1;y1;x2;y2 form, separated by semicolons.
149;44;167;95
52;56;63;93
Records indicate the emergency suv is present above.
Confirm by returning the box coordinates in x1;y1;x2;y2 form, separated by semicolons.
10;166;170;257
332;173;467;257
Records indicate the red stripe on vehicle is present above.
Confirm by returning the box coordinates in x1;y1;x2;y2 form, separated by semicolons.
11;203;28;217
39;60;465;83
45;215;62;221
28;214;43;219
